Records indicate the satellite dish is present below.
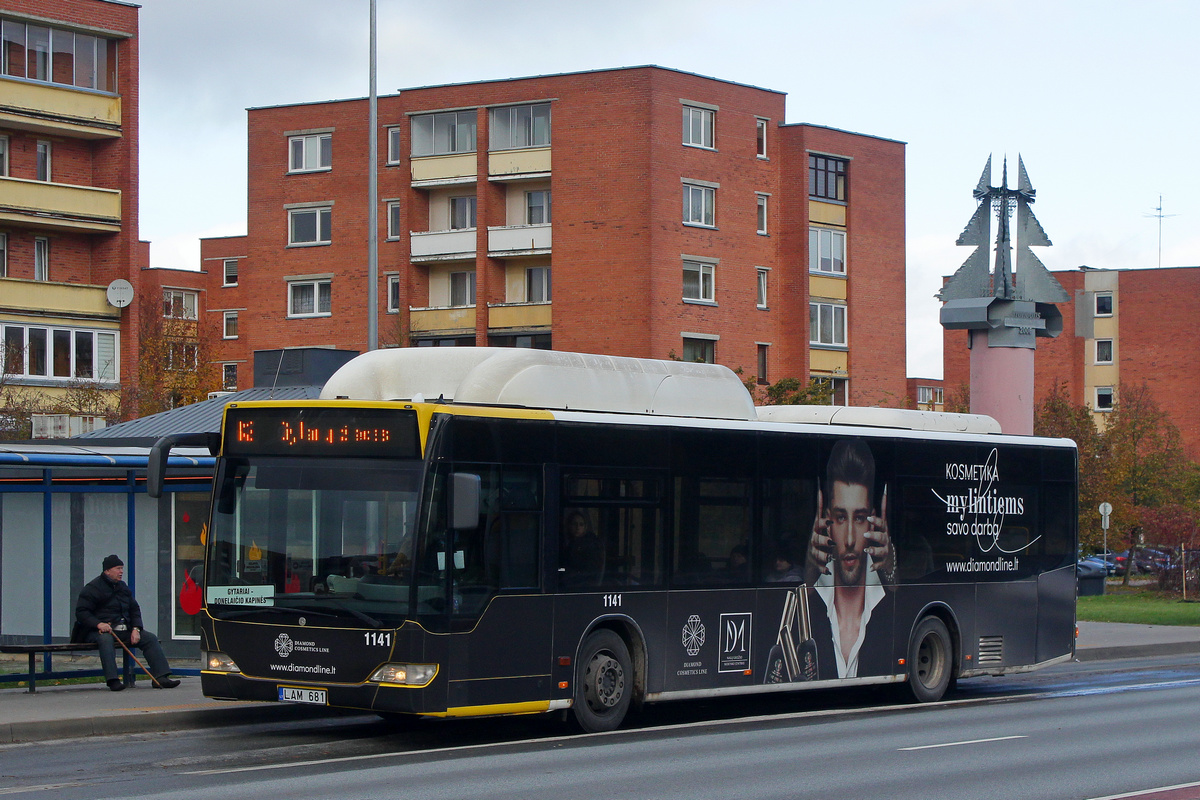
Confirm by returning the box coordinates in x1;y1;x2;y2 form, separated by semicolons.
106;279;134;308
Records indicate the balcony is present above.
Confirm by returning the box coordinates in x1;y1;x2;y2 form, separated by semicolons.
0;177;121;233
409;306;477;335
411;154;477;186
487;224;551;257
0;277;118;320
0;78;122;139
488;302;551;331
409;229;476;262
488;147;551;180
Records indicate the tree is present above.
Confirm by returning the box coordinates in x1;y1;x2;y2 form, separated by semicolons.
124;288;221;418
1034;381;1110;553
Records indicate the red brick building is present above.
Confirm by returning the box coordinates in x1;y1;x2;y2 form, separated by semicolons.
0;0;206;418
944;265;1200;456
202;66;908;406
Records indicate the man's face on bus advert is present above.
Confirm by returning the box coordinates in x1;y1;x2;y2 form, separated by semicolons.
828;480;870;586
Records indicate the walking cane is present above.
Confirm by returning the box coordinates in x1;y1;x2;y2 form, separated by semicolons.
106;630;163;688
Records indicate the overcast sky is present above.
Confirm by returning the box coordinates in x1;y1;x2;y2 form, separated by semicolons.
137;0;1200;380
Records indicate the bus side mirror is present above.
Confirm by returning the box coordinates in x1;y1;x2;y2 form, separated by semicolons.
451;472;481;530
148;432;220;498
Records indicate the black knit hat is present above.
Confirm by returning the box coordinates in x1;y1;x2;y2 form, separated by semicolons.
102;554;124;571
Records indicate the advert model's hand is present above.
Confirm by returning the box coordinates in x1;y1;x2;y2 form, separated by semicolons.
806;487;833;579
865;485;896;586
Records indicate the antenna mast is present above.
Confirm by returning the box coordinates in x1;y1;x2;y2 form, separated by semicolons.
1145;195;1178;268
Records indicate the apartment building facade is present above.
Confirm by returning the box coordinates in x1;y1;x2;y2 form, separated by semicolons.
943;265;1200;456
203;66;908;406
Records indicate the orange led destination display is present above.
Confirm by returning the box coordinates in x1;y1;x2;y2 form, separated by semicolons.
223;407;420;458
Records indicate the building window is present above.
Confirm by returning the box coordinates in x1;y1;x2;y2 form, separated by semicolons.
683;260;715;303
526;267;551;303
0;233;6;278
682;337;715;364
450;271;476;307
809;154;847;201
2;324;116;382
1095;386;1114;411
1095;292;1113;317
756;119;768;159
756;268;768;309
682;105;714;149
166;341;198;371
387;201;401;239
917;386;943;407
0;19;113;91
222;259;238;286
450;196;477;230
163;289;198;320
810;228;846;274
288;133;331;172
387;275;400;313
223;311;238;339
0;135;8;176
36;140;51;181
288;207;332;245
817;377;849;406
683;183;715;227
490;103;551;150
411;110;476;157
288;279;331;317
756;194;768;235
757;344;769;385
387;127;401;164
1095;339;1113;364
222;363;238;391
526;190;551;225
34;237;49;281
810;302;847;347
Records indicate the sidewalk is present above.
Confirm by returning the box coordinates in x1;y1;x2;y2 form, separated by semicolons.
4;623;1200;744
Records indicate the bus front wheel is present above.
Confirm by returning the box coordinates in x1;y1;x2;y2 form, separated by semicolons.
907;616;952;703
573;629;632;733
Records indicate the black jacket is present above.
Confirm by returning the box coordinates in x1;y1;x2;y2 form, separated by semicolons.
71;573;143;643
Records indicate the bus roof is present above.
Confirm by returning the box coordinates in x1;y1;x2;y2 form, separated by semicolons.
319;347;759;421
756;405;1002;434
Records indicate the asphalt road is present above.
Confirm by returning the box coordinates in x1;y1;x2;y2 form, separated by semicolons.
3;653;1199;800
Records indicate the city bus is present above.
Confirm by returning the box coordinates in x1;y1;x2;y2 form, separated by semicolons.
149;348;1077;732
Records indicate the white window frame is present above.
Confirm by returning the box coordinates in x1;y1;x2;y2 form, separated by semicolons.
810;302;847;347
36;140;51;181
2;323;118;382
526;190;551;225
222;363;238;391
683;183;715;228
387;274;400;313
756;268;769;310
411;110;477;157
449;196;477;230
810;227;846;274
1095;292;1113;317
223;310;238;339
756;194;768;235
1095;386;1114;412
34;237;49;281
449;271;476;308
1095;339;1113;365
756;118;768;159
489;103;551;151
0;232;7;278
526;266;551;303
288;206;332;246
163;289;198;320
0;135;8;177
386;201;401;239
683;260;715;303
682;105;714;149
288;279;332;318
387;127;402;164
165;340;199;372
288;133;331;173
222;258;238;287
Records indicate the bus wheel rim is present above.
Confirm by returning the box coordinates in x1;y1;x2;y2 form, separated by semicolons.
586;653;624;710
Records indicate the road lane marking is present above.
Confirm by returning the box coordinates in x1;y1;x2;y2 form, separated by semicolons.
1087;779;1200;800
0;784;83;795
899;735;1026;751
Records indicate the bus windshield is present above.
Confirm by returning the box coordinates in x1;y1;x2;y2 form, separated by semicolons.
206;457;423;627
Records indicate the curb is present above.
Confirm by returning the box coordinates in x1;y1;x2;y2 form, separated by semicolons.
1074;641;1200;663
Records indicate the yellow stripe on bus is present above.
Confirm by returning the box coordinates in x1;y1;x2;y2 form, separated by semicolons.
425;700;553;718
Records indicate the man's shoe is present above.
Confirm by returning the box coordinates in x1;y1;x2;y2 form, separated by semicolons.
152;676;180;689
107;678;125;691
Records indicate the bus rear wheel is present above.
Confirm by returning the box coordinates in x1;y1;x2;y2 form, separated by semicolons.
907;616;952;703
573;629;632;733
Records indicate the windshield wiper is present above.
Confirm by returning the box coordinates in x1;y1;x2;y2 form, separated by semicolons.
218;605;340;621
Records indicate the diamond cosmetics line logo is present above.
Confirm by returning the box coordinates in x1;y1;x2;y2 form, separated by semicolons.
682;615;706;656
274;633;293;658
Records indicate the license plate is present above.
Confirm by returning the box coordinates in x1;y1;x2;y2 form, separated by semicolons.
278;686;327;705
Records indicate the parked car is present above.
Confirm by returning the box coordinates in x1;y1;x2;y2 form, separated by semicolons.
1079;555;1114;576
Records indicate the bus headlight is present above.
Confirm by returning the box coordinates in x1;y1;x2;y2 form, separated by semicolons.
368;663;437;687
204;651;241;673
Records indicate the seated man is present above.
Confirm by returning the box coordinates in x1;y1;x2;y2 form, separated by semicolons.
72;555;180;691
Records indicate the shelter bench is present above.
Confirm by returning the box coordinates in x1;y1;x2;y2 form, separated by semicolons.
0;642;134;693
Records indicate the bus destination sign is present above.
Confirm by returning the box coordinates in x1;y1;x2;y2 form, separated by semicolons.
223;406;420;458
